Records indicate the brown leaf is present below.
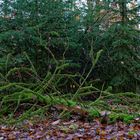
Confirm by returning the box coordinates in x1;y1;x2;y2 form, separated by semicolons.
8;134;16;140
1;126;12;131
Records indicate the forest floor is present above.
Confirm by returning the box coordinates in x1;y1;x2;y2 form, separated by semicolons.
0;113;140;140
0;91;140;139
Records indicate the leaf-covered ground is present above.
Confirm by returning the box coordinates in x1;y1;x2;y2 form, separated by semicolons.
0;117;140;140
0;91;139;139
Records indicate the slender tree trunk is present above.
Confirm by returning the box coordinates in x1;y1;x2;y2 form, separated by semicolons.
119;0;128;24
3;0;8;18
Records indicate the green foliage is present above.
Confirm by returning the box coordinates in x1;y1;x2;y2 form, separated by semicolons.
0;0;139;123
88;109;100;118
109;113;134;123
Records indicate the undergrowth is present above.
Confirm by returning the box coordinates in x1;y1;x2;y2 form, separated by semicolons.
0;50;139;125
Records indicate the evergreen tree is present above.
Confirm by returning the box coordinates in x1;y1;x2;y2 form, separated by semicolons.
0;0;81;74
97;0;140;91
0;0;139;92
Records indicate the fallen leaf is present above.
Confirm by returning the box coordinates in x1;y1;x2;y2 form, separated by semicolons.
52;120;61;125
8;134;16;140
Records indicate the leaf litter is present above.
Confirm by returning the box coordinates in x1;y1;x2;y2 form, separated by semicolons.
0;117;140;140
